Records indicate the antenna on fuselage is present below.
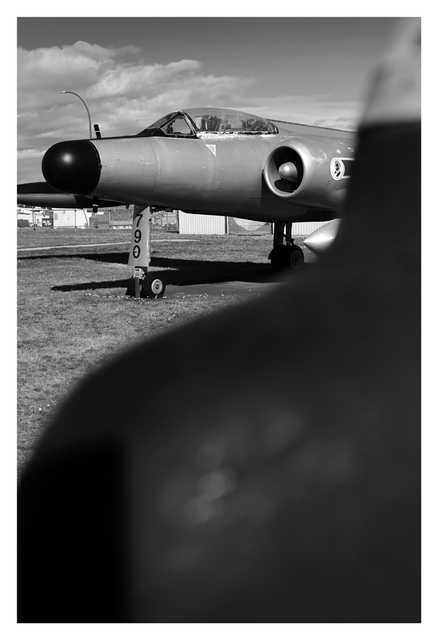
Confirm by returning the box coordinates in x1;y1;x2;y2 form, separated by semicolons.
93;124;102;139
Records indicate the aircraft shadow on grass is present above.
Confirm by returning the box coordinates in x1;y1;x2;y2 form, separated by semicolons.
19;251;309;292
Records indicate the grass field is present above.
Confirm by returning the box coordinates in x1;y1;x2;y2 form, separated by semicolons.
17;226;316;475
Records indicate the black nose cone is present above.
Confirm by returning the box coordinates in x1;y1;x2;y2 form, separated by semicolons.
42;140;101;195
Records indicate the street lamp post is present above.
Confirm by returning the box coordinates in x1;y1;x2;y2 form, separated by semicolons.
60;90;93;139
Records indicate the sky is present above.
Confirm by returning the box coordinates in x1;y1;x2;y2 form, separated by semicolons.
17;15;401;184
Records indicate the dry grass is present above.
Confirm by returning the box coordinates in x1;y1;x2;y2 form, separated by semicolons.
17;227;316;474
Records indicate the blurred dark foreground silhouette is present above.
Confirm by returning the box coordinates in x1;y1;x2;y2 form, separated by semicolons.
18;19;421;623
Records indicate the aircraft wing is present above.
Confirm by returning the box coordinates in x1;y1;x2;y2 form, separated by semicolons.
18;181;126;209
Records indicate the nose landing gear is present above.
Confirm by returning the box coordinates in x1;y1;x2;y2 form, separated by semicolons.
126;205;166;299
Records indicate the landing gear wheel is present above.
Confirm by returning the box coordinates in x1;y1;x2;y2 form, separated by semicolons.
289;246;304;270
269;245;291;271
141;273;166;299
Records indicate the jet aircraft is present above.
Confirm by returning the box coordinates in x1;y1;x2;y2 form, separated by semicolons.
19;107;355;295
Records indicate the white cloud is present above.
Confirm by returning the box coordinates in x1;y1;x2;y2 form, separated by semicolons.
87;59;204;99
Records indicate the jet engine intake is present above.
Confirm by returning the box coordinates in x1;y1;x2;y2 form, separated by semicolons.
264;146;304;197
263;140;350;210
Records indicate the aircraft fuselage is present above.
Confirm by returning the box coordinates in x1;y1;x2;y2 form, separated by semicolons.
41;108;356;223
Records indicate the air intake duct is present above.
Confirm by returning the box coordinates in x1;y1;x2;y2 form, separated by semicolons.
264;146;304;197
263;139;351;210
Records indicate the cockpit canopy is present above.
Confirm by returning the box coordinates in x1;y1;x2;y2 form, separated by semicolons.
137;108;279;138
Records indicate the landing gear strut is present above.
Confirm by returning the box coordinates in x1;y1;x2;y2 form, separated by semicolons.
126;205;166;298
269;222;304;271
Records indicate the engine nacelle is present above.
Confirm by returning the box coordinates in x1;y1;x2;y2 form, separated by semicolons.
263;138;354;210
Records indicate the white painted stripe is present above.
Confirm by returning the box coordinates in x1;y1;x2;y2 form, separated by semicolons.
17;239;192;251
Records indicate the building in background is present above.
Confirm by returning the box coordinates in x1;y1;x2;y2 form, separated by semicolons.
89;207;133;229
17;206;50;227
53;209;91;229
178;211;226;235
227;218;271;235
178;211;330;237
18;206;332;237
17;206;91;229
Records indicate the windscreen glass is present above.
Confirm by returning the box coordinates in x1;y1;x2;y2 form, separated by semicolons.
185;108;278;134
137;112;196;138
138;108;278;137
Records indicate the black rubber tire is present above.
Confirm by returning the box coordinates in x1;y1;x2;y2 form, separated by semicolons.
288;246;304;270
141;274;166;298
269;245;291;271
